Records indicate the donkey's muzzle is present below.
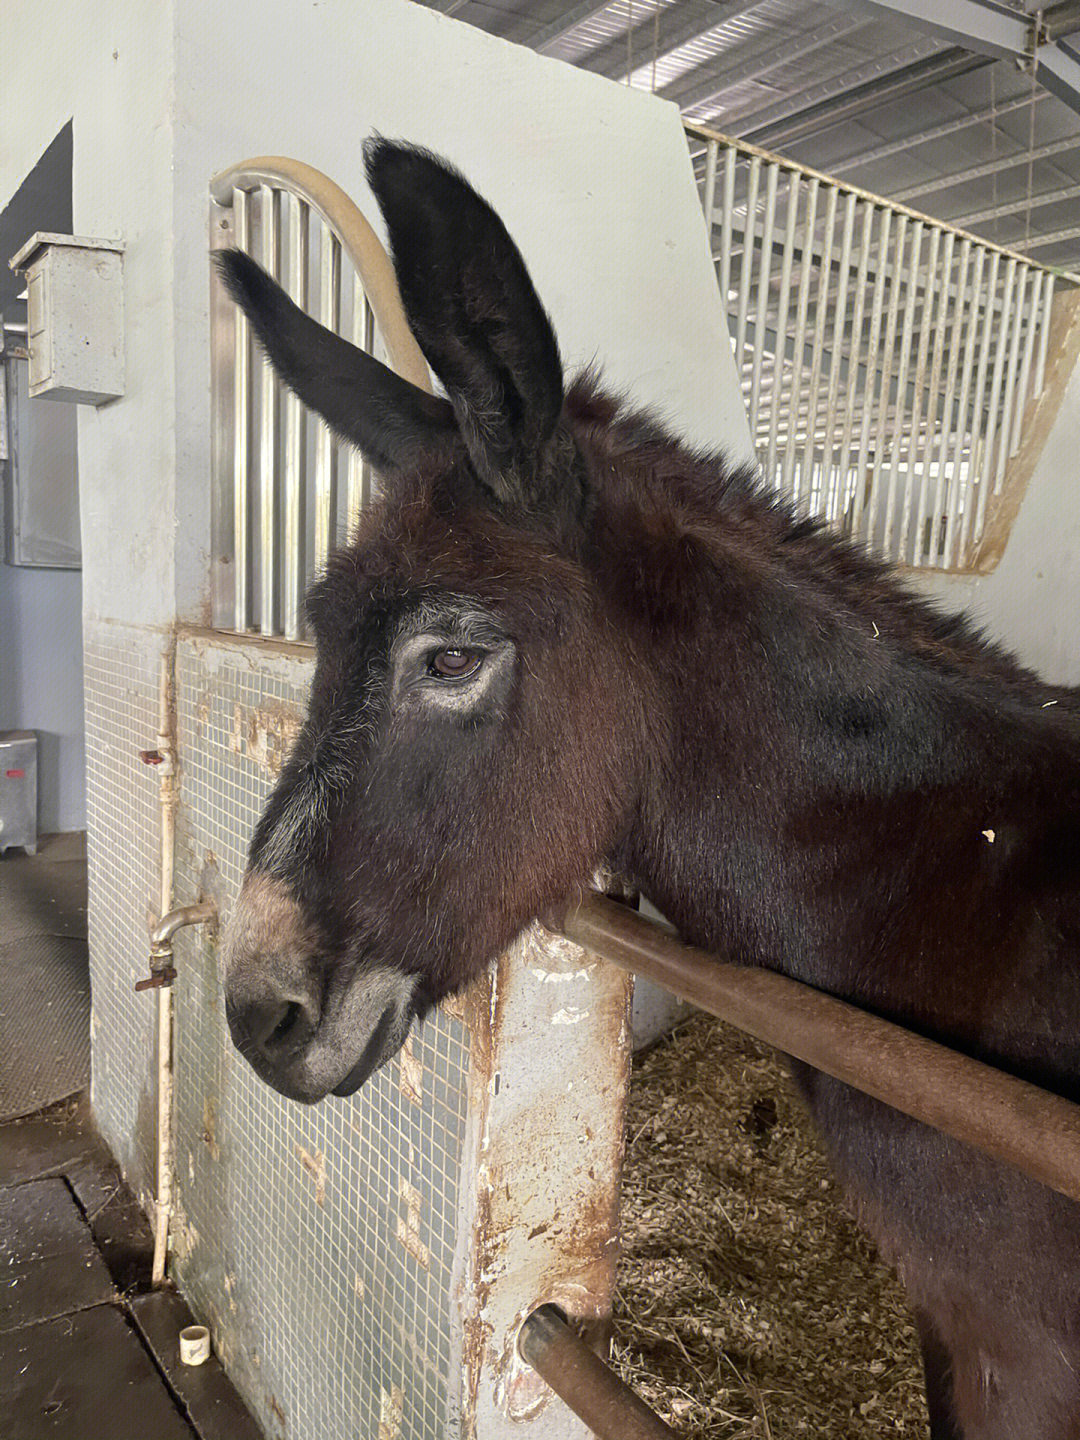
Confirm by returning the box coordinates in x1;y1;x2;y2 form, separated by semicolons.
222;870;420;1103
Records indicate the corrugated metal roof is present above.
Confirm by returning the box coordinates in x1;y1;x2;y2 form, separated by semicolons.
420;0;1080;272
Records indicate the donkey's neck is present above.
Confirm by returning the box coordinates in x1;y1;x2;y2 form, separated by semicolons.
597;458;1061;1005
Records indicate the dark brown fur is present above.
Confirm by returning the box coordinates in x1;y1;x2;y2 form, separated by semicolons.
220;143;1080;1439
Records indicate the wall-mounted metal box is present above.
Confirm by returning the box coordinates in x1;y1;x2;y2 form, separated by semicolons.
9;233;124;405
0;731;38;855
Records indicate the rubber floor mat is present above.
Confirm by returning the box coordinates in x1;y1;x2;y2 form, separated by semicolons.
0;934;90;1121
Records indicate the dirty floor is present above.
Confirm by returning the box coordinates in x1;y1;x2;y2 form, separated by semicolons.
0;1098;265;1440
0;831;263;1440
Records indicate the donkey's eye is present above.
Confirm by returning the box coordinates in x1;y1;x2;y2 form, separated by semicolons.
428;647;482;680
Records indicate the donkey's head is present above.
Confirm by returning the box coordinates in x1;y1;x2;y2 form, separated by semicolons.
220;142;655;1102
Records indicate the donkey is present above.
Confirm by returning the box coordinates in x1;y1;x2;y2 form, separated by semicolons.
219;140;1080;1438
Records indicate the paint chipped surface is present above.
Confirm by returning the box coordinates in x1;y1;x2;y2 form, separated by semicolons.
377;1385;404;1440
551;1006;590;1025
228;702;302;776
399;1036;423;1104
457;922;633;1436
398;1179;430;1269
296;1144;327;1207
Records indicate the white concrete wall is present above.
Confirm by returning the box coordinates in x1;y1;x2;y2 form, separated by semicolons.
169;0;753;631
912;351;1080;686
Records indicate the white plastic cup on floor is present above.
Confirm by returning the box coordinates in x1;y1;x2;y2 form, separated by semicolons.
179;1324;211;1366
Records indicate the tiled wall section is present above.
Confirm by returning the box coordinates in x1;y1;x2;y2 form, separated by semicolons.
170;635;470;1440
84;619;168;1203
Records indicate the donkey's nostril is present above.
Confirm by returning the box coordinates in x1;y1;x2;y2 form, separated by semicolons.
246;995;316;1056
270;1001;302;1046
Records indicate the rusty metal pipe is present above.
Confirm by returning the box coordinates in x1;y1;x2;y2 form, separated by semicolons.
150;899;218;955
518;1305;677;1440
558;893;1080;1206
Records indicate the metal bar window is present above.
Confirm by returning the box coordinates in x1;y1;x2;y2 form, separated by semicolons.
208;158;432;637
690;121;1075;571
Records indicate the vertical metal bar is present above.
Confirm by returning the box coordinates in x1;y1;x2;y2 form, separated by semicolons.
822;191;858;520
1009;267;1042;457
957;249;1002;563
282;195;308;642
926;236;970;566
719;147;736;327
943;244;985;569
1034;273;1055;398
346;271;371;537
735;156;761;389
259;185;280;637
1013;266;1042;455
749;163;778;444
782;176;820;497
314;230;341;575
970;255;1016;546
232;187;251;632
765;171;800;485
801;184;839;511
879;218;923;558
994;264;1029;491
911;230;954;567
895;226;940;563
849;206;893;540
701;137;719;228
833;201;874;524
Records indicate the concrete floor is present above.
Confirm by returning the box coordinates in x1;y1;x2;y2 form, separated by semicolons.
0;836;263;1440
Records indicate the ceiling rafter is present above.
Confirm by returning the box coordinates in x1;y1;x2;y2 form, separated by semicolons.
892;131;1079;200
828;0;1080;115
663;12;866;112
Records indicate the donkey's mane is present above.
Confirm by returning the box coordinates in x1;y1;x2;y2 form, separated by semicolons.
564;371;1051;706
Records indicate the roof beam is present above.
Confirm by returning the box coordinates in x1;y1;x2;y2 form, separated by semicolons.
577;0;752;82
749;49;988;148
499;1;620;54
956;178;1080;225
829;92;1050;173
829;0;1080;115
892;132;1080;201
663;12;865;111
719;33;942;135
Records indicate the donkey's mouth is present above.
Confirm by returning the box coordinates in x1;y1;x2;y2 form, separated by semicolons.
224;957;421;1104
331;1000;413;1097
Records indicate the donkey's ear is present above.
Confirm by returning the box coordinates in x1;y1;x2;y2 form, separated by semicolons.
364;139;564;510
215;249;456;478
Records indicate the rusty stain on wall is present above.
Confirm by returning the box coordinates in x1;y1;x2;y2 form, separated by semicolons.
228;702;303;776
296;1144;327;1207
397;1178;430;1269
454;924;633;1437
202;1094;221;1161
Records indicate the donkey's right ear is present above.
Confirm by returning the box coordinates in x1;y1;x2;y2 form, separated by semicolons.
215;250;457;478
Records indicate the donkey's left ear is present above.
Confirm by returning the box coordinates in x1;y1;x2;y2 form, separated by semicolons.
364;139;565;513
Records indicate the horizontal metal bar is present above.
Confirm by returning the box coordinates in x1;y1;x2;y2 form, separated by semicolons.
518;1305;677;1440
685;120;1079;278
558;893;1080;1205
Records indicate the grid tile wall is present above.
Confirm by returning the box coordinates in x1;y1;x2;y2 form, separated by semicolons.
171;636;470;1440
83;619;167;1202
